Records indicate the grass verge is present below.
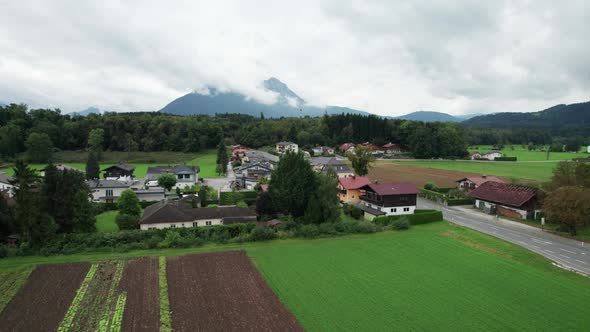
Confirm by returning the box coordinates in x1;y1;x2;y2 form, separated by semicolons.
0;267;33;314
159;257;172;332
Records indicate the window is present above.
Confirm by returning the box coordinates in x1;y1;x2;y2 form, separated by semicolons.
205;221;212;226
391;208;394;212
181;223;185;227
193;222;198;227
106;189;113;197
403;207;409;212
170;224;176;228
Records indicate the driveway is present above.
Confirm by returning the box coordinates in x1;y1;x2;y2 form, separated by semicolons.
417;198;590;276
202;162;235;195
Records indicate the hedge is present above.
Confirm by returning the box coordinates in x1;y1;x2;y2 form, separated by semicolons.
373;209;443;226
494;157;517;161
419;188;474;206
219;191;258;205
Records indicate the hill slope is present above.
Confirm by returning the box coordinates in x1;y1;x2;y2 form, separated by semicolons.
395;111;463;122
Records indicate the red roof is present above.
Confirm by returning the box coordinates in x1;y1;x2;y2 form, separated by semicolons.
468;182;537;208
358;142;380;150
339;143;355;151
457;176;505;186
260;184;269;192
338;176;371;190
362;182;420;196
382;142;400;149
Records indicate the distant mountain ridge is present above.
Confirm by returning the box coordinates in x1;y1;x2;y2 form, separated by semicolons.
394;111;481;122
69;107;103;116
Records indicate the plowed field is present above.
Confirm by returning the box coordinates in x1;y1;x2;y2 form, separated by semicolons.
370;162;483;187
167;250;303;332
119;257;160;332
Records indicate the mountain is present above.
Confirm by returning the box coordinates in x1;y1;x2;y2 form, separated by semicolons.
159;78;372;118
69;107;103;116
462;102;590;129
395;111;464;122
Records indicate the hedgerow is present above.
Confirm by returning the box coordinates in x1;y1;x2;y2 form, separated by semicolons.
373;210;443;226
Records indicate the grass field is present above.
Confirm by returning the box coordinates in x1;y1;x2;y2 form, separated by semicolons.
1;222;589;330
469;145;588;161
396;160;556;182
1;150;221;179
95;211;119;233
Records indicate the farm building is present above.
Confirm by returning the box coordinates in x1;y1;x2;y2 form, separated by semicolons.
339;143;355;153
139;200;257;230
470;151;502;161
102;163;135;181
468;181;541;220
456;175;505;191
276;141;298;154
358;182;419;220
338;175;371;204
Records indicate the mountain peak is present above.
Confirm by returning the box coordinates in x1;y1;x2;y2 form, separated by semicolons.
263;77;305;107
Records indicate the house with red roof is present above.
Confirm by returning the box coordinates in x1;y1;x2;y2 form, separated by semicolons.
358;182;420;220
337;175;371;204
456;175;505;191
382;142;402;154
468;182;540;220
339;143;355;153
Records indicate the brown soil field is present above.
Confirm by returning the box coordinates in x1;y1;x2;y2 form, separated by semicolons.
119;257;160;332
167;250;303;332
0;263;90;332
369;162;484;188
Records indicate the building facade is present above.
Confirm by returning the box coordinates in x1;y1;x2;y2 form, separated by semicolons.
358;182;419;220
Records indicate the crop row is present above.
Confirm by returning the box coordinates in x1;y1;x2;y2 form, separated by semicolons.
58;264;98;332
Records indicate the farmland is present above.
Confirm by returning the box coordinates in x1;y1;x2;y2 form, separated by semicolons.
369;162;487;187
469;145;588;161
1;223;590;331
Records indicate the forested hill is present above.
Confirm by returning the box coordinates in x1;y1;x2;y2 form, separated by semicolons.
395;111;463;122
463;101;590;132
159;77;371;118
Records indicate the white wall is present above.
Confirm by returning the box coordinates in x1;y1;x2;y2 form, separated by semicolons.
140;218;222;230
0;182;13;196
90;187;127;202
363;202;415;215
474;199;528;219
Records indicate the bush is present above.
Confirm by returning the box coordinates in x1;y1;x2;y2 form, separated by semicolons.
297;224;320;238
115;214;139;230
318;223;338;235
219;191;257;205
236;200;248;208
0;244;7;258
391;217;410;230
424;182;437;191
250;226;277;241
447;198;475;206
343;204;362;220
355;220;378;233
374;210;442;226
494;157;517;161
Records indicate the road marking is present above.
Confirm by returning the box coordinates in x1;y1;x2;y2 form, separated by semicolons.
560;248;576;254
559;254;571;259
575;259;588;265
529;245;541;250
544;250;555;254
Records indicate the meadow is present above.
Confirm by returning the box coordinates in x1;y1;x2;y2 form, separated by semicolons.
1;222;589;330
95;211;119;233
469;145;587;161
395;160;556;182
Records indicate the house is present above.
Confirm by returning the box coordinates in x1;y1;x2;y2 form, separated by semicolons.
357;142;384;155
242;150;279;165
312;146;335;156
0;174;14;196
358;182;419;220
133;188;165;202
234;161;273;190
339;143;355;153
456;175;505;191
102;163;135;181
338;175;371;204
587;145;590;153
86;179;130;203
139;200;257;230
471;151;502;161
39;164;83;177
276;141;298;154
468;181;540;220
382;143;402;154
231;145;249;161
145;165;199;188
309;157;354;177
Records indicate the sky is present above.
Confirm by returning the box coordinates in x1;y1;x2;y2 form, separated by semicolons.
0;0;588;116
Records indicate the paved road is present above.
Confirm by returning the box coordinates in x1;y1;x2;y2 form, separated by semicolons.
417;198;590;276
203;162;236;195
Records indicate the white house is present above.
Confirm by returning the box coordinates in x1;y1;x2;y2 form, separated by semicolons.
358;182;420;220
86;179;130;203
456;175;505;191
587;145;590;153
139;201;257;230
0;174;14;197
312;146;335;156
145;165;199;188
470;151;502;161
276;141;298;154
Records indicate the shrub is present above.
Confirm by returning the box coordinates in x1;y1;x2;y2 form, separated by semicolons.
219;191;257;205
297;224;320;238
115;214;139;230
494;157;517;161
343;204;362;220
355;220;378;233
424;182;437;191
250;226;277;241
447;188;467;199
158;231;182;248
374;210;442;226
391;217;410;230
318;223;338;235
0;244;7;258
236;200;248;208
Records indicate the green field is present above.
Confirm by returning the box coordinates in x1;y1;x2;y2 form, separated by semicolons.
397;160;557;182
1;223;589;330
469;145;588;161
95;211;119;233
1;150;221;179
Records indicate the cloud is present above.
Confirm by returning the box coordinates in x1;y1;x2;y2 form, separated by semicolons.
0;0;588;115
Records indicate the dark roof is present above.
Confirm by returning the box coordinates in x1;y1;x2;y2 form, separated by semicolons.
139;201;257;225
86;179;130;188
469;182;537;208
102;163;135;172
456;176;505;186
145;165;198;178
361;182;420;196
359;204;385;216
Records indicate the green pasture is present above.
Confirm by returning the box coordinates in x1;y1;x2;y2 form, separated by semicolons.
469;145;587;161
397;160;556;182
95;211;119;233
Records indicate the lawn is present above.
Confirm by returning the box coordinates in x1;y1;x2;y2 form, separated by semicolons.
469;145;588;161
0;149;221;179
1;223;589;330
396;160;556;182
95;211;119;233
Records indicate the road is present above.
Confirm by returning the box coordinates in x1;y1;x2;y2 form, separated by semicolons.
417;198;590;276
202;162;236;196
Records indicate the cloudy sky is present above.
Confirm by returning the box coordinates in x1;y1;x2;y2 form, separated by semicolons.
1;1;588;116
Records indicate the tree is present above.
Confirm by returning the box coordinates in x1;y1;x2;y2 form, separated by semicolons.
0;193;14;238
199;186;208;207
216;164;224;176
157;173;177;191
115;214;139;230
87;128;105;160
546;161;590;191
304;172;340;224
118;189;141;217
43;165;96;233
544;186;590;236
216;140;228;174
25;132;53;163
0;124;24;158
85;151;100;180
346;146;375;176
268;151;316;217
256;192;276;218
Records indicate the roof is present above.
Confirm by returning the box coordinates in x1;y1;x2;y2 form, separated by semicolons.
45;164;83;172
145;165;198;178
102;163;135;172
323;164;352;174
359;204;385;216
456;176;505;186
86;179;130;189
361;182;420;196
382;142;400;148
338;176;372;190
140;202;257;225
469;182;537;208
244;150;279;163
339;143;355;151
236;162;272;172
277;141;296;145
0;173;13;184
